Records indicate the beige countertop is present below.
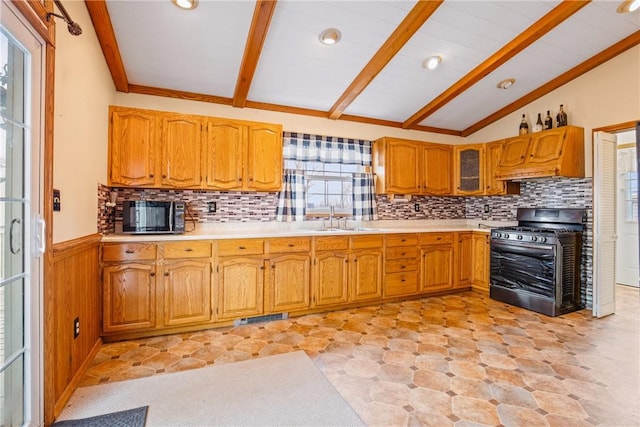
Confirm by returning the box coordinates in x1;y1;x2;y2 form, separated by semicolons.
101;219;514;242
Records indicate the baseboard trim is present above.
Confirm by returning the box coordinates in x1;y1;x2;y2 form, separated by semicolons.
53;337;103;419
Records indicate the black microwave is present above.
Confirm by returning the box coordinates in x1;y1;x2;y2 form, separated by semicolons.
122;201;185;234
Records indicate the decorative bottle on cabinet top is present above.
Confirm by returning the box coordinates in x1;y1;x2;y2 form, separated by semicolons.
533;113;543;132
519;114;529;135
544;110;553;130
556;104;567;127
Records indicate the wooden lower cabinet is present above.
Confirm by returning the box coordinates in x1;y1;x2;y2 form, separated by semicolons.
384;234;420;297
161;260;212;326
267;253;311;312
313;251;349;306
420;233;455;292
472;233;490;293
350;249;383;301
456;232;473;288
216;256;264;320
102;262;156;333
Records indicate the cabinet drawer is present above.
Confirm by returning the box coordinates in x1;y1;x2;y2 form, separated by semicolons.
163;241;212;259
314;236;349;251
102;243;157;262
386;234;419;247
351;235;383;249
385;246;419;260
420;232;454;245
385;272;419;297
266;237;311;253
385;259;418;273
216;239;264;256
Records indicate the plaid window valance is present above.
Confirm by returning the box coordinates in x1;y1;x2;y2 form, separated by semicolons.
283;132;372;166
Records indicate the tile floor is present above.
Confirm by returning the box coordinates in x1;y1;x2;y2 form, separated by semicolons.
79;286;639;427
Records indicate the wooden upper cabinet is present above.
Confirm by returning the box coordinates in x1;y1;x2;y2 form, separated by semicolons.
109;107;158;187
372;137;450;196
453;145;484;196
423;144;452;195
496;126;584;180
204;120;245;190
485;141;508;195
246;123;283;191
108;106;283;191
161;114;203;188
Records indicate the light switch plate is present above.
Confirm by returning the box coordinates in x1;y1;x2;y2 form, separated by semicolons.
53;189;61;211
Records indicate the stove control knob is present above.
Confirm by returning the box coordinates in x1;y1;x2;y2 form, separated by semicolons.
530;235;537;242
503;233;509;239
539;236;547;243
516;234;522;240
492;232;500;239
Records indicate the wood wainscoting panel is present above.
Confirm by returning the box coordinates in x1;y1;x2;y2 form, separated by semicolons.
48;233;102;419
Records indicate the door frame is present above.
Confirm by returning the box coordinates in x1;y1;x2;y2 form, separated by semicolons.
592;121;639;317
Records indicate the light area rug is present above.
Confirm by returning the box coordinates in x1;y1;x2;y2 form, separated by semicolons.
57;351;365;426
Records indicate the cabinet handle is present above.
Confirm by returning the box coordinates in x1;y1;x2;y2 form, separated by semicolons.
260;265;265;270
238;177;242;181
271;264;275;269
437;237;442;240
401;252;406;256
184;248;193;252
150;272;155;277
288;243;294;247
401;265;406;269
149;174;154;178
401;278;406;282
164;272;169;276
238;246;246;250
162;174;167;178
401;239;406;242
125;249;134;254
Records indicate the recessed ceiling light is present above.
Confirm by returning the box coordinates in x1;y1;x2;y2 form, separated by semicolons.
319;28;341;45
617;0;640;12
422;55;442;70
497;78;516;90
172;0;198;10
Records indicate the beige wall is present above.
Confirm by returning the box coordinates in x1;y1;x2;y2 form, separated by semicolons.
53;1;116;243
466;45;640;177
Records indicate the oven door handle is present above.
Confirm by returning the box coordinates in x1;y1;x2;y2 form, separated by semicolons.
491;240;554;255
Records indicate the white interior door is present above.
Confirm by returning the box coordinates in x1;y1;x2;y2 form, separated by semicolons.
0;2;44;426
593;131;617;317
616;133;639;287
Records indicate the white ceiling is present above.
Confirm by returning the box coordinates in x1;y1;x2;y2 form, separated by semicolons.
99;0;640;136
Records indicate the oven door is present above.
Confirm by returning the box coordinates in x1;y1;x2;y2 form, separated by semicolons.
490;239;558;298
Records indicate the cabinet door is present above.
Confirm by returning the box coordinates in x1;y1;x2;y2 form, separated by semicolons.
420;245;454;292
456;233;473;287
161;114;203;188
471;233;490;293
350;249;383;302
204;120;245;190
103;263;156;333
484;141;507;195
217;257;264;319
498;135;530;169
453;145;483;195
423;144;452;195
109;108;158;187
386;140;421;194
313;252;349;306
267;254;310;312
527;128;566;164
246;123;283;191
162;260;211;326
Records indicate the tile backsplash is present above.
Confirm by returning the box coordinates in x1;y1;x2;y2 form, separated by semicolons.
98;176;593;307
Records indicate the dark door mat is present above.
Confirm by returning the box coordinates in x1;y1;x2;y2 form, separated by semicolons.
53;406;148;427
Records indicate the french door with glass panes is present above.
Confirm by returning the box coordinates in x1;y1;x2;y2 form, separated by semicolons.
1;2;45;426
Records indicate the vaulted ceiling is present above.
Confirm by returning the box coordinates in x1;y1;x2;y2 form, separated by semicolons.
84;0;640;137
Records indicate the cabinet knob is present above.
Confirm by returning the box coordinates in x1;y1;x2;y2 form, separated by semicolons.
271;264;275;269
164;272;169;276
238;246;246;250
150;272;155;277
149;174;154;178
125;249;134;254
184;248;193;252
288;243;295;247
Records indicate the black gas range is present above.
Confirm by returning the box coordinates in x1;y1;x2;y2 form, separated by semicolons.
489;208;586;317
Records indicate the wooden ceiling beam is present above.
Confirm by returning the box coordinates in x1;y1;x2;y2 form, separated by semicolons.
327;0;443;120
462;29;640;137
129;84;234;106
84;0;129;92
403;0;590;129
233;0;277;108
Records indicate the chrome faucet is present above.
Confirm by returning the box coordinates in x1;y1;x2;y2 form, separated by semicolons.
329;205;335;229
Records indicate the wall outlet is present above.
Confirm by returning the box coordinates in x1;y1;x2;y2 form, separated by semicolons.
208;202;216;213
414;203;420;212
53;189;61;211
484;204;491;213
73;317;80;339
